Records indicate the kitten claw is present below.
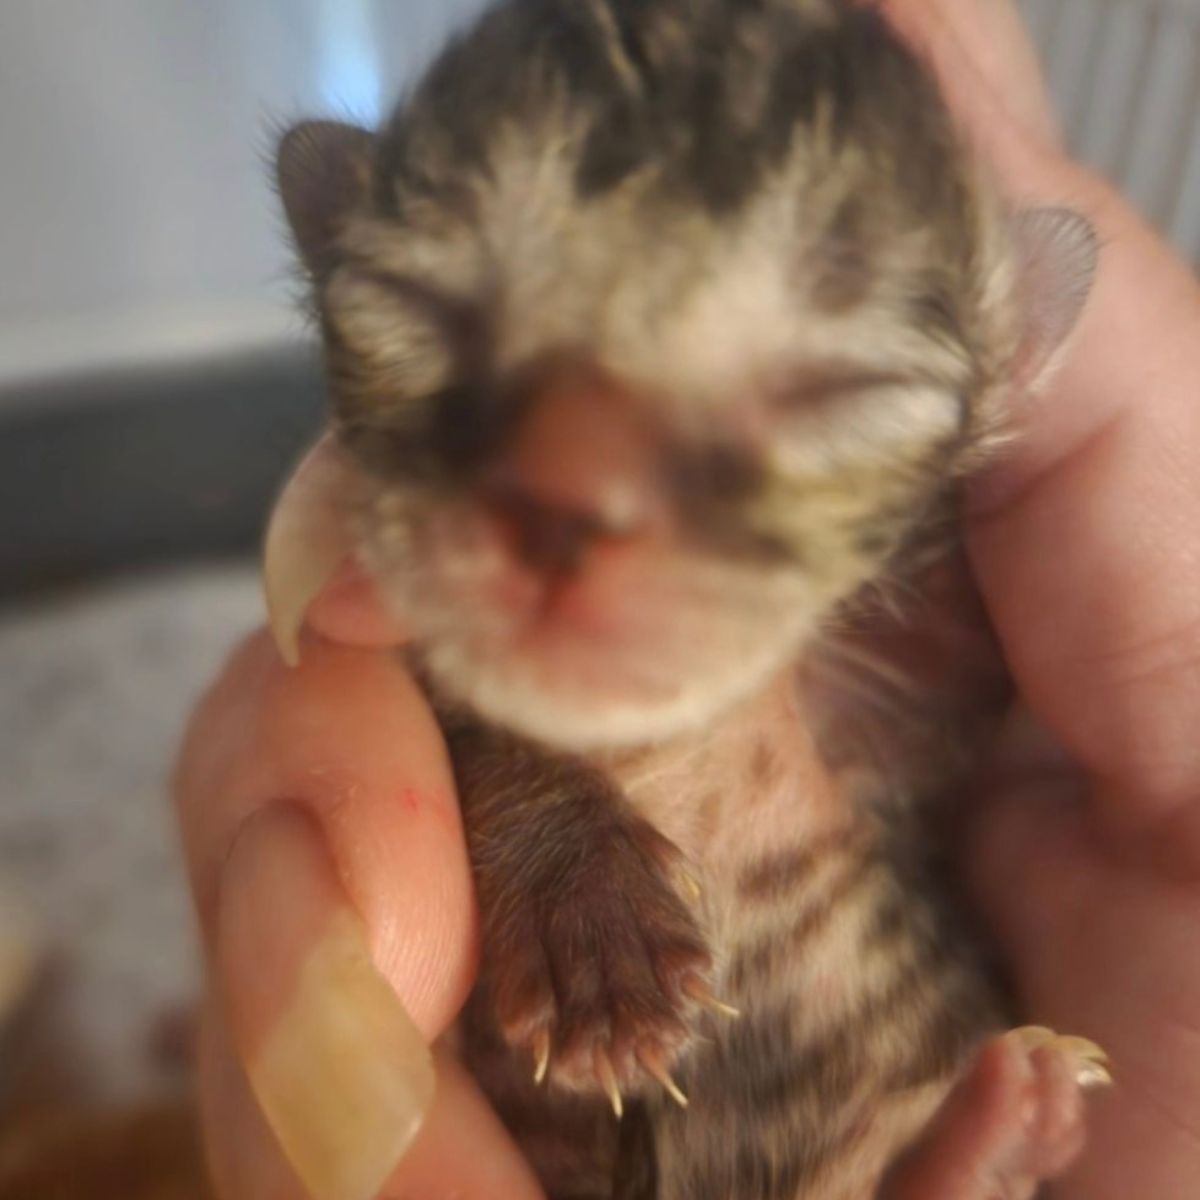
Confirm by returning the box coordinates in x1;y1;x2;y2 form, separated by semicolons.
1077;1061;1114;1090
676;868;703;902
595;1048;624;1119
1011;1025;1057;1050
532;1031;551;1085
683;977;741;1019
637;1046;689;1108
1009;1027;1114;1091
262;432;361;667
1057;1035;1110;1068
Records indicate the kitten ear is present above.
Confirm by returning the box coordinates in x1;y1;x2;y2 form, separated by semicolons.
276;120;375;275
1010;207;1099;390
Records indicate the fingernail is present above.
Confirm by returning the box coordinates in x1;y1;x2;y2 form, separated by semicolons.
218;805;435;1200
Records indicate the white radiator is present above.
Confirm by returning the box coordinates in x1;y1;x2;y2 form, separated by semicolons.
1021;0;1200;259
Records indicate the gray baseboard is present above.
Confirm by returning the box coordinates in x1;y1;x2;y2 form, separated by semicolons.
0;347;326;599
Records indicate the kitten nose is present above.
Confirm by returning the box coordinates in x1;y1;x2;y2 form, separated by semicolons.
487;488;606;577
483;370;660;575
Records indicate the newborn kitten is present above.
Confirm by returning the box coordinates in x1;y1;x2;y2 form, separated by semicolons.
266;1;1104;1196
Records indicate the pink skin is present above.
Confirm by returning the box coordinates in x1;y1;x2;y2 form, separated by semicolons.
882;1036;1089;1200
176;2;1200;1197
479;365;675;641
474;504;673;645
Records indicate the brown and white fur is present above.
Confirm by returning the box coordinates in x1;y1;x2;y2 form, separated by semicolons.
265;1;1103;1196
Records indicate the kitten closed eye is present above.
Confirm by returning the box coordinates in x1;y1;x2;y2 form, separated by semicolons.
767;375;964;475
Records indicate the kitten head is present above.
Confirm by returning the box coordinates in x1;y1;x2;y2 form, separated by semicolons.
272;0;1096;750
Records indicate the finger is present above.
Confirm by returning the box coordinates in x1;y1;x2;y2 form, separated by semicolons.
215;802;437;1200
967;179;1200;857
880;1037;1037;1200
882;0;1200;857
305;559;409;650
198;998;545;1200
873;0;1060;151
397;1055;547;1200
175;632;477;1198
198;998;306;1200
968;782;1200;1200
176;630;476;1034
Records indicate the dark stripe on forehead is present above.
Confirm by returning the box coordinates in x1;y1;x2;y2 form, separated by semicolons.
379;0;970;273
860;882;909;951
577;100;653;197
575;0;950;212
586;0;654;88
380;0;644;200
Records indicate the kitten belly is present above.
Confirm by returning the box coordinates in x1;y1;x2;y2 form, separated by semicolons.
616;688;1005;1200
655;833;1002;1199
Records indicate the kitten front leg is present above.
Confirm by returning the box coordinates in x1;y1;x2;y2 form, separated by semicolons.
442;712;715;1112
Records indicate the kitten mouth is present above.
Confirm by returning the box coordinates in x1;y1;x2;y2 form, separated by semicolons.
442;363;678;644
482;479;644;580
478;508;664;647
421;505;806;747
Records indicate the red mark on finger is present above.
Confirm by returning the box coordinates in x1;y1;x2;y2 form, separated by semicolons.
396;786;461;835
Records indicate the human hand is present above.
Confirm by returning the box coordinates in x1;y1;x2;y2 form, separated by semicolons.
175;3;1200;1197
175;616;549;1200
877;2;1200;1197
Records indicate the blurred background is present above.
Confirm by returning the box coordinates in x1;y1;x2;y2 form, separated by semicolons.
0;0;1196;1194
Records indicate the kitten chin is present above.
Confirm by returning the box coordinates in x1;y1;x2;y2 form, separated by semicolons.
417;622;806;751
355;488;825;751
380;570;823;752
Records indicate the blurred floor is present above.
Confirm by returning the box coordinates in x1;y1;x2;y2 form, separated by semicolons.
0;563;262;1196
0;1098;211;1200
0;562;261;1103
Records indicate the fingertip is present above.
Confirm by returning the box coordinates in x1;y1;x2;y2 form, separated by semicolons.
880;1034;1033;1200
389;1052;547;1200
216;804;436;1200
870;0;1060;157
303;560;410;652
199;1000;544;1200
198;1001;308;1200
232;641;479;1031
177;623;478;1043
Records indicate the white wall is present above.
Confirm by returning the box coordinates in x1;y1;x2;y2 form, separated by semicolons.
0;0;1194;389
1020;0;1200;253
0;0;485;383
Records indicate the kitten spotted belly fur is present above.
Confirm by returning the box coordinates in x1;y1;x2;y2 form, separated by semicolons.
617;687;1001;1199
451;674;1007;1200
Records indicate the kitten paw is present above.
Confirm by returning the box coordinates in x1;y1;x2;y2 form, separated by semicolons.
1008;1025;1112;1091
484;818;720;1114
880;1025;1112;1200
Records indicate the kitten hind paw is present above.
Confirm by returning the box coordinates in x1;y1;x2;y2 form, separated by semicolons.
1009;1025;1112;1090
880;1025;1112;1200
